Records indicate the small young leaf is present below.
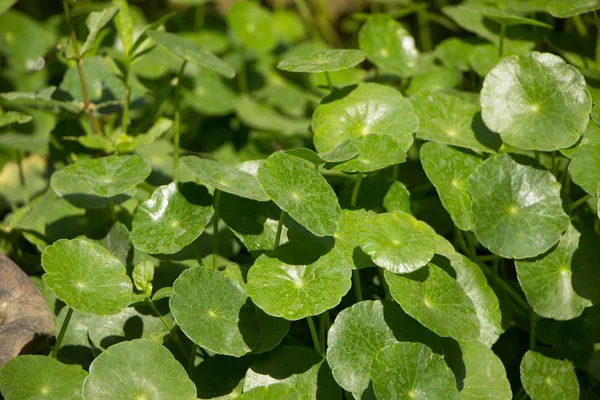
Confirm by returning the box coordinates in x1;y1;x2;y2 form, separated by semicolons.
0;111;32;127
480;52;591;151
81;7;118;55
83;340;197;400
112;0;134;55
333;134;410;173
0;355;87;400
133;259;154;295
370;342;459;400
547;0;600;18
227;1;277;53
469;154;569;259
277;49;365;73
520;350;579;400
285;140;359;165
41;239;132;315
257;152;342;237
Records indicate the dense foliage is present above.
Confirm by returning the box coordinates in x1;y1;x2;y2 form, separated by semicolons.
0;0;599;399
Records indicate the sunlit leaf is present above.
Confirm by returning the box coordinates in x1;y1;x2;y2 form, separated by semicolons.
333;134;410;173
568;142;600;196
277;49;365;73
520;350;579;400
547;0;600;18
81;7;118;55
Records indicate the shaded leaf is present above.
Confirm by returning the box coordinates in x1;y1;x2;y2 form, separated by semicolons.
520;350;579;400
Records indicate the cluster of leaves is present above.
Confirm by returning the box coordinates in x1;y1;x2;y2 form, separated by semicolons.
0;0;599;399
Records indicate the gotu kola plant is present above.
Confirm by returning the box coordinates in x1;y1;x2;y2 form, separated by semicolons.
0;0;599;399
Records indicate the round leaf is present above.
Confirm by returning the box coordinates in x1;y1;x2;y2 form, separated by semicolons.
182;156;269;201
435;37;477;72
520;350;579;400
462;5;552;28
371;342;459;400
568;142;600;196
51;154;151;198
277;49;365;73
83;339;196;400
227;1;277;53
326;300;442;399
241;383;300;400
411;90;501;153
257;152;341;237
358;211;437;274
358;14;418;77
312;83;419;153
171;267;260;356
516;224;600;320
131;182;213;254
548;0;600;18
285;140;359;165
333;134;411;173
147;30;235;79
41;239;132;315
0;355;87;400
385;264;481;340
469;154;569;259
480;52;591;151
421;142;482;231
247;246;352;320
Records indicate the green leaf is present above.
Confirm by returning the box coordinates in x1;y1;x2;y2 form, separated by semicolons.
51;154;151;198
60;56;128;103
568;142;600;196
0;355;87;400
113;0;134;55
385;264;481;340
469;154;569;259
461;5;552;28
81;7;118;55
171;267;259;356
435;37;478;72
516;224;600;320
0;0;16;15
247;246;352;320
83;339;196;400
133;259;154;294
185;69;238;116
312;83;418;153
358;14;419;77
147;31;235;79
520;350;579;400
384;181;412;214
257;152;342;237
333;134;410;173
421;142;482;231
0;111;32;127
227;1;277;53
411;90;501;153
326;300;442;399
480;52;591;151
547;0;600;18
182;156;269;201
358;211;437;274
41;239;132;315
0;133;46;153
115;117;173;153
435;236;503;347
371;342;459;400
236;96;310;136
192;355;253;399
241;384;301;400
443;339;512;400
276;49;365;73
96;221;131;265
285;140;359;165
243;346;340;399
130;182;213;254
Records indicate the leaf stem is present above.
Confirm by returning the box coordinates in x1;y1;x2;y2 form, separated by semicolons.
352;269;363;302
417;8;432;52
173;60;187;182
594;10;600;69
392;164;399;182
324;71;334;91
377;268;391;300
313;0;341;46
187;343;198;375
212;189;221;269
145;297;189;361
274;209;287;248
498;24;506;58
108;197;116;222
51;307;73;358
350;172;364;209
570;194;591;210
62;0;99;135
294;0;322;42
16;151;29;206
306;316;321;355
121;57;131;135
318;312;329;354
529;310;538;349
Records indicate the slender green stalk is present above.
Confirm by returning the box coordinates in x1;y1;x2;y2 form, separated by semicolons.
318;312;329;354
498;24;506;57
238;53;248;94
350;172;364;209
594;11;600;69
313;0;341;46
62;0;99;135
324;71;334;91
121;58;131;134
145;297;189;361
16;151;29;206
51;307;73;358
108;197;116;222
195;3;205;29
570;194;592;210
173;60;188;182
294;0;322;42
274;210;286;248
188;343;198;375
377;268;391;300
572;15;589;37
306;316;321;355
352;270;363;302
476;254;502;262
529;311;538;349
392;164;399;182
417;8;432;52
212;189;221;269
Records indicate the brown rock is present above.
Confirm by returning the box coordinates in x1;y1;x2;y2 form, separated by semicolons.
0;253;54;365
